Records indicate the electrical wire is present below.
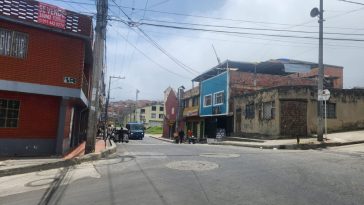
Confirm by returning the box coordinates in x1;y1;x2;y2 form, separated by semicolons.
108;23;192;80
109;0;200;75
53;0;364;31
134;21;364;42
140;19;364;36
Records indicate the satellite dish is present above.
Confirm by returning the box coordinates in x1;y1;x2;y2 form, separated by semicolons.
310;7;320;17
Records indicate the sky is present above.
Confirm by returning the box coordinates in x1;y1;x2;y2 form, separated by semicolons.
46;0;364;101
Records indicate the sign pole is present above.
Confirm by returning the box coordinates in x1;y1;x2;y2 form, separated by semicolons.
324;99;327;140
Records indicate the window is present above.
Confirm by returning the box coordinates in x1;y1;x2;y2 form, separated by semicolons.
320;103;336;119
159;114;164;119
204;95;212;107
245;104;255;119
152;106;156;111
0;99;20;128
260;101;275;120
0;28;28;59
141;109;145;114
326;103;336;118
214;91;224;105
159;106;164;112
151;113;156;118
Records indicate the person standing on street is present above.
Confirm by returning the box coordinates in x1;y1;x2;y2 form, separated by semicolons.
187;129;193;143
178;129;185;144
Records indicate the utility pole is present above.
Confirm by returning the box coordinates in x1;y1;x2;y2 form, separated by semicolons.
310;0;324;142
85;0;108;154
318;0;324;142
175;86;185;131
134;89;139;122
105;76;124;131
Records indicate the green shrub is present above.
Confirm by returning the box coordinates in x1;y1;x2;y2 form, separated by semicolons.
146;126;163;134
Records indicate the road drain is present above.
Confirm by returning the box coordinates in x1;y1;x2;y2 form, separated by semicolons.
166;160;218;171
200;153;240;158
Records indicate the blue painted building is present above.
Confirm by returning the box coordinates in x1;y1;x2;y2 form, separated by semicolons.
200;72;229;117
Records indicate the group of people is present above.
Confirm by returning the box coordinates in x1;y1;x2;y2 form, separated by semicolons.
174;129;196;144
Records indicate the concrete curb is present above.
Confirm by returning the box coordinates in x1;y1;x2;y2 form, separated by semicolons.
0;141;117;177
209;140;364;150
148;135;174;143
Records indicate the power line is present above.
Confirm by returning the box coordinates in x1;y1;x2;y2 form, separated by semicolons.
133;21;364;42
338;0;364;6
108;23;192;80
141;19;364;36
136;27;200;74
109;1;200;75
53;0;364;31
141;28;364;49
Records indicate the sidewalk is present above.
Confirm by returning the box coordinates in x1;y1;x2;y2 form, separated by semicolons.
0;138;116;177
148;134;174;143
210;130;364;150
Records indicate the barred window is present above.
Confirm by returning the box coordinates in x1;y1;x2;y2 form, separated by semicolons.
151;113;156;118
261;101;275;120
204;95;212;107
326;103;336;118
320;103;336;119
0;28;28;59
0;99;20;128
245;104;255;119
214;91;224;105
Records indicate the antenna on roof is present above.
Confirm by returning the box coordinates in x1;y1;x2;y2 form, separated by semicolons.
211;44;221;65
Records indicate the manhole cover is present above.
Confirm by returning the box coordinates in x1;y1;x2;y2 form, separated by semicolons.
166;160;218;171
200;153;240;158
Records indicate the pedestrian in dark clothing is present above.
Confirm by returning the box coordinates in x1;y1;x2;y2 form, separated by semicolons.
178;130;185;144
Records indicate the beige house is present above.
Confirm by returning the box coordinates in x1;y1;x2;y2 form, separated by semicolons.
126;103;164;128
234;86;364;138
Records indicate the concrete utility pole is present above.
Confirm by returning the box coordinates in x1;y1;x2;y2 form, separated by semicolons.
105;76;124;128
310;0;324;142
318;0;324;142
175;86;185;131
85;0;108;154
134;89;139;122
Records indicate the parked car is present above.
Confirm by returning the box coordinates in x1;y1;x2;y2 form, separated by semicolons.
126;122;145;140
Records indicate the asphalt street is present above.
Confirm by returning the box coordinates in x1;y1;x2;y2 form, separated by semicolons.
1;136;364;205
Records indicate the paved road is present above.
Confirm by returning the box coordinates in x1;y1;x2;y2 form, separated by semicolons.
1;136;364;205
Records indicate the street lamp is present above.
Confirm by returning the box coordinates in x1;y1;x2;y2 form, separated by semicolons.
311;0;324;142
175;85;185;132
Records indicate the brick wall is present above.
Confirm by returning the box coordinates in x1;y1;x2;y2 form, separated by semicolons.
289;66;343;89
0;91;60;138
0;20;85;89
230;71;317;97
162;90;178;138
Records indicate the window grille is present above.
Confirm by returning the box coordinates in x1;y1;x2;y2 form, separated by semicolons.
0;28;28;59
0;99;20;128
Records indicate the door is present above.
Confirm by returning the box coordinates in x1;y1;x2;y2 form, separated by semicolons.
236;108;242;133
280;100;307;137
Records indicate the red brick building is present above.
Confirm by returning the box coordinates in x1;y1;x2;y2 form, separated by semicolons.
162;87;178;139
0;0;93;156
